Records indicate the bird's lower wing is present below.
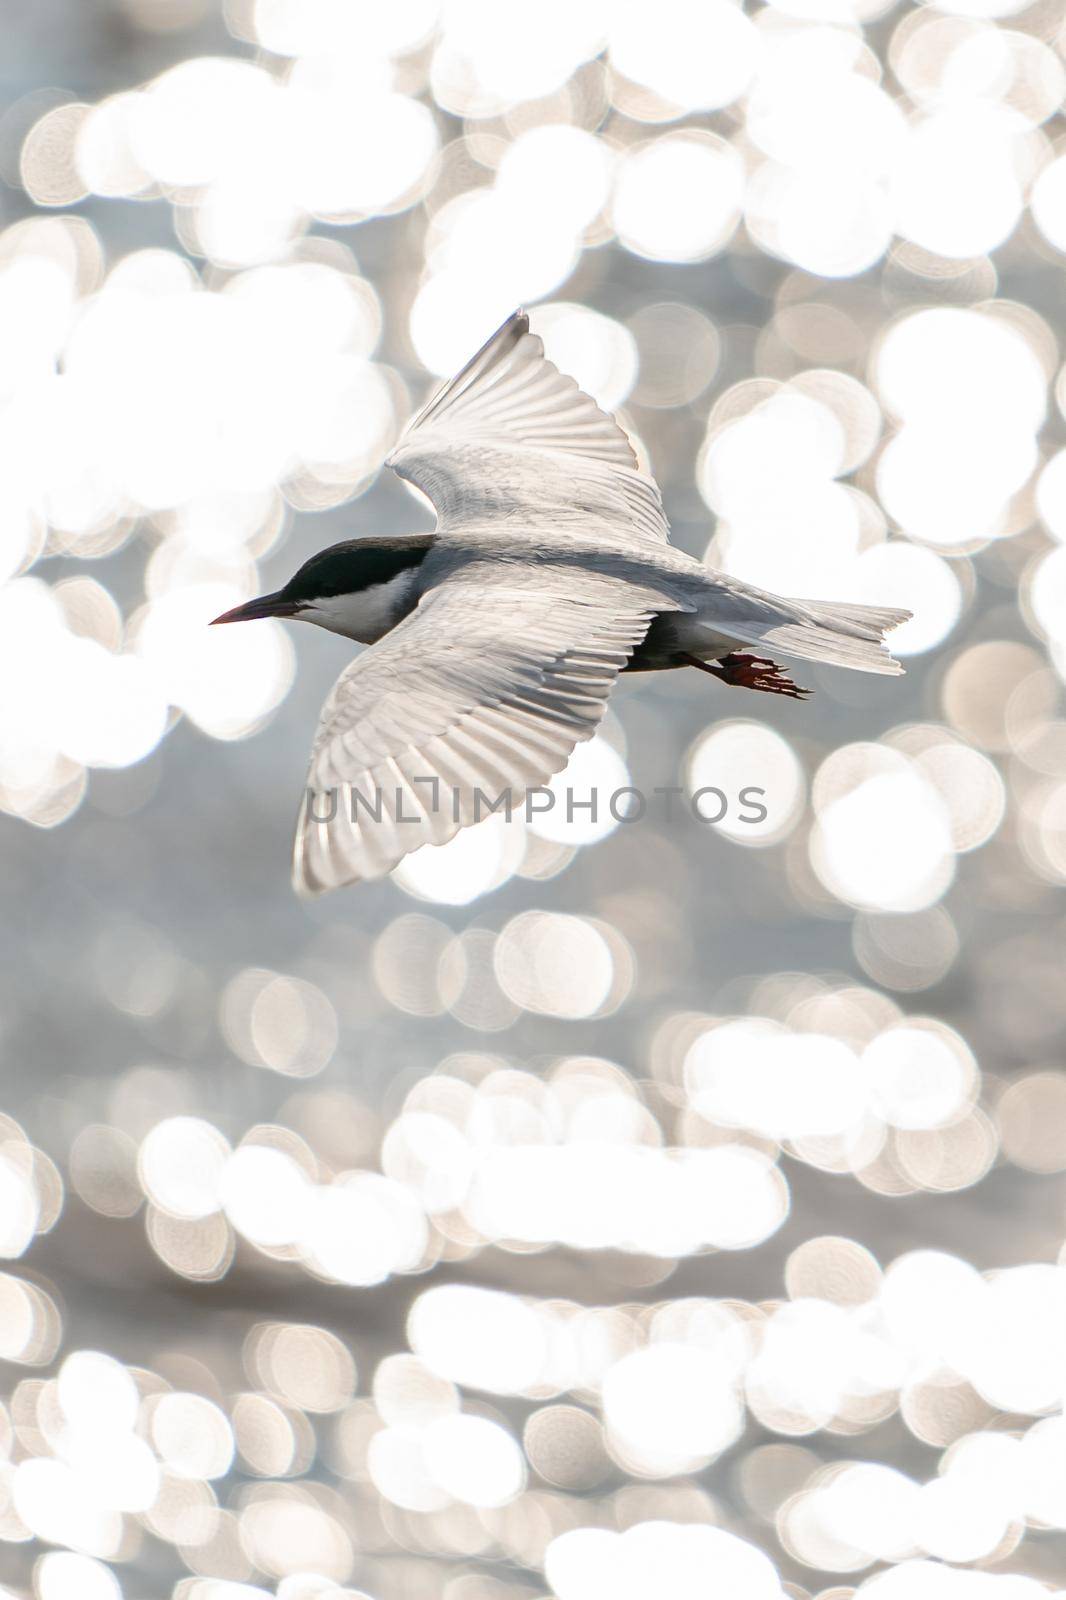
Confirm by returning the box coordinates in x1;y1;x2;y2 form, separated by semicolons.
293;570;676;894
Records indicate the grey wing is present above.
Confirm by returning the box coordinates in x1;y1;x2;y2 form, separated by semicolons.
386;310;671;547
293;569;673;894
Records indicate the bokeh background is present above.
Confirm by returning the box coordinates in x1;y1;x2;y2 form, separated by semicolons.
2;1;1066;1597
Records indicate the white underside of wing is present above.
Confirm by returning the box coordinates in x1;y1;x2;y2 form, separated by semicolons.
293;569;684;894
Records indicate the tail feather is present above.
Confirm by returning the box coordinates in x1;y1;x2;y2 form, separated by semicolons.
724;600;912;676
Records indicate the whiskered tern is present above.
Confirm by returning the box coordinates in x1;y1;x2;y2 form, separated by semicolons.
213;310;911;893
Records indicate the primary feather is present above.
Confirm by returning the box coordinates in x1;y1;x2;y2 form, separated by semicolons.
387;312;672;546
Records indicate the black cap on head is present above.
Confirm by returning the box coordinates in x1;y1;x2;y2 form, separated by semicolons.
279;535;436;603
211;534;435;624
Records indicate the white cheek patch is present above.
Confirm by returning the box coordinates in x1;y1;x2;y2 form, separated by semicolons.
307;570;417;643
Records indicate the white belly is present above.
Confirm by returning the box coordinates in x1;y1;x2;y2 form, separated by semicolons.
634;611;741;669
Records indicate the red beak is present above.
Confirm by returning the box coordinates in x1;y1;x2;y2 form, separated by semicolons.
210;592;302;625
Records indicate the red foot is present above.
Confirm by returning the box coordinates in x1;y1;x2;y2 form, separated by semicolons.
684;652;811;700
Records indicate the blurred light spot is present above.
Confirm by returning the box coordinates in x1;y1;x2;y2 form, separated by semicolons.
941;640;1044;751
254;0;440;58
75;92;154;198
439;928;522;1032
530;735;632;847
739;1442;820;1522
392;814;525;905
679;1146;790;1250
432;0;605;108
628;303;719;408
138;1117;230;1219
409;1286;547;1395
906;738;1005;851
603;1343;743;1475
499;131;614;239
367;1423;449;1513
494;911;629;1018
546;1522;786;1600
895;107;1034;260
901;1377;992;1449
13;1455;120;1555
852;906;959;993
238;1487;353;1581
608;0;759;113
231;1392;303;1478
54;1352;160;1514
1026;543;1066;662
747;1296;894;1437
686;720;805;846
220;1144;310;1249
301;1172;428;1285
786;1237;882;1306
142;1471;218;1547
246;1323;355;1414
422;1413;525;1508
854;1561;1043;1595
0;1146;40;1258
146;1207;234;1281
745;48;902;279
138;585;294;741
894;1107;998;1192
956;1263;1066;1412
373;914;450;1016
381;1111;473;1214
0;1273;62;1366
863;1022;977;1130
21;104;90;207
220;968;337;1077
783;1460;920;1570
997;1071;1066;1172
373;1353;458;1427
686;1020;865;1140
855;542;961;656
875;307;1045;552
614;133;744;262
35;1551;120;1600
811;768;955;913
523;1404;610;1490
149;1392;234;1480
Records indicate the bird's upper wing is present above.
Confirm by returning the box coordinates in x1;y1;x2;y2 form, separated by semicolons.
293;566;680;893
386;310;671;547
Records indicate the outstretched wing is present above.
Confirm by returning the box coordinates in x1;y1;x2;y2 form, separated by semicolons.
386;311;671;547
293;567;678;894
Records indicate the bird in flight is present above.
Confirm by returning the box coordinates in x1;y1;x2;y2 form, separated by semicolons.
213;310;911;894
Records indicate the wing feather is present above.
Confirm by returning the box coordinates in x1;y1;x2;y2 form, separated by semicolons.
387;310;671;547
400;310;637;466
293;569;678;894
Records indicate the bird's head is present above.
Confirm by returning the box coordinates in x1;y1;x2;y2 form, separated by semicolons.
211;534;436;643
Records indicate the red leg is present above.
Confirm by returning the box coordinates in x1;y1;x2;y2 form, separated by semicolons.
683;652;811;700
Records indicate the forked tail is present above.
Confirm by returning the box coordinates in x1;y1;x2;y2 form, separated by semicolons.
726;599;912;676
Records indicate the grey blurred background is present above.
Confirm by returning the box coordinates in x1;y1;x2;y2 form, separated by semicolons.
1;2;1066;1598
